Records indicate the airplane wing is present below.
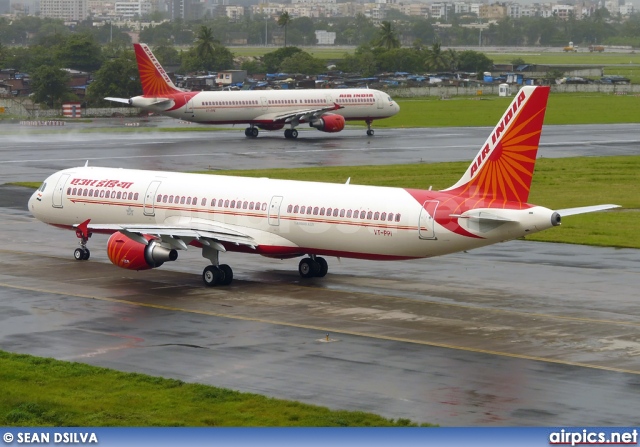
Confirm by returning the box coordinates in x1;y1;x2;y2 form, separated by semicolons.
105;97;174;107
555;204;620;216
85;222;257;251
254;103;344;125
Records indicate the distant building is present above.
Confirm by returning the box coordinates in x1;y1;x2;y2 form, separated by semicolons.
115;0;152;18
40;0;89;20
315;30;335;45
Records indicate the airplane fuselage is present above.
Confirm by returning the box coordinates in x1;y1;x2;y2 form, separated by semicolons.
29;167;558;261
134;88;399;126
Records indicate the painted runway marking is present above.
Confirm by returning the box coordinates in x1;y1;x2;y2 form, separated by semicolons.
0;279;638;376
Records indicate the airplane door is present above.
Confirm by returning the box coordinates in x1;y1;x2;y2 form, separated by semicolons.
325;94;334;105
143;180;161;216
52;173;70;208
418;200;439;240
376;92;384;109
268;195;283;226
184;96;194;114
261;97;268;111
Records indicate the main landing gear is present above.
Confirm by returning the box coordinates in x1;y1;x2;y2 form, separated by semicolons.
244;126;259;138
366;119;375;137
284;128;299;139
298;256;328;278
201;245;234;287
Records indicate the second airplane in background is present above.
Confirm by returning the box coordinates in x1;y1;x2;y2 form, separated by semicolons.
106;43;400;139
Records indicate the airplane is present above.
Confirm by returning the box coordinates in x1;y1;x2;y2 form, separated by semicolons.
29;86;619;287
105;43;400;139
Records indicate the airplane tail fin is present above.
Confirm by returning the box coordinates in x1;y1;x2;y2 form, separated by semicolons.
444;86;550;203
133;43;181;97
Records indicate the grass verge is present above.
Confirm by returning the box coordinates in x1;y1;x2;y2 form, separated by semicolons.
0;350;425;427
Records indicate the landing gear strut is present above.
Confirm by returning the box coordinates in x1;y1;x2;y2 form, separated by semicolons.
284;128;298;139
73;220;91;261
245;126;259;138
201;244;234;287
298;256;328;278
366;120;374;137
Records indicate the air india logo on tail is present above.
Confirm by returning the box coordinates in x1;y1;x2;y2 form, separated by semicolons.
134;44;180;97
446;86;549;204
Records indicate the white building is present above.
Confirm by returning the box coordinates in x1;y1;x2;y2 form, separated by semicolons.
115;0;152;18
315;29;335;44
40;0;88;20
225;5;244;20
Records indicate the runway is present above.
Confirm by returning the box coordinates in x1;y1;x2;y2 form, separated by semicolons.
0;123;639;426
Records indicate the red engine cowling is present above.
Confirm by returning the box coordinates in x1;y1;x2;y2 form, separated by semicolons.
107;232;178;271
310;114;346;133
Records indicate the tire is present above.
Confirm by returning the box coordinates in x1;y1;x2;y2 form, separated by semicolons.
219;264;233;286
251;127;259;137
202;265;220;287
244;128;250;137
284;129;292;139
290;129;298;139
316;257;328;277
367;129;374;136
83;248;91;260
298;258;318;278
74;248;85;261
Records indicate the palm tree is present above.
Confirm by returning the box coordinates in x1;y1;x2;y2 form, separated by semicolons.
376;21;400;50
424;43;448;71
277;12;292;47
195;25;218;59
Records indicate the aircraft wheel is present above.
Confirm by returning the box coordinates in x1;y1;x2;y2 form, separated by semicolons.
219;264;233;286
367;129;374;136
74;248;87;261
83;248;91;260
203;265;221;287
244;128;251;137
290;129;298;139
299;258;319;278
284;129;292;139
316;257;328;277
251;127;259;137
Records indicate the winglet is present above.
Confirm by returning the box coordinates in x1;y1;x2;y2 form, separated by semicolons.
84;160;89;167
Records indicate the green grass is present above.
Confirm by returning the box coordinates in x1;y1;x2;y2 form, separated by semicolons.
231;46;351;60
374;93;640;128
0;350;424;426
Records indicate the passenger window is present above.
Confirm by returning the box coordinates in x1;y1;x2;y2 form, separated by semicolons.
230;200;236;208
83;189;88;196
193;197;198;204
367;211;372;219
287;204;292;213
360;211;366;219
294;205;299;213
249;202;254;210
243;201;248;209
180;196;185;204
134;193;139;200
105;191;110;199
320;207;325;216
89;190;94;197
117;191;122;199
327;208;332;216
202;198;206;206
314;207;319;215
333;209;339;217
100;190;105;198
347;210;352;218
374;212;379;220
72;188;77;195
224;200;229;207
219;199;224;207
340;209;345;217
169;195;174;203
262;203;267;211
388;213;394;221
306;206;312;215
67;187;71;195
381;212;387;221
395;214;401;222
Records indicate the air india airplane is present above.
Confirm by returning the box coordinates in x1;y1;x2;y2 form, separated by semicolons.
29;86;618;287
105;43;400;139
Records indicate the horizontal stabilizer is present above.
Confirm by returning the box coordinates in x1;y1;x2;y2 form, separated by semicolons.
104;97;131;104
556;204;620;216
452;210;518;222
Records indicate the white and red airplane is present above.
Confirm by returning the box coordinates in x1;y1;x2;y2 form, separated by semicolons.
105;43;400;139
29;86;618;286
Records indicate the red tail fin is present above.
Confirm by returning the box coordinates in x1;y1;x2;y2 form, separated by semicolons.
445;86;550;203
133;43;181;97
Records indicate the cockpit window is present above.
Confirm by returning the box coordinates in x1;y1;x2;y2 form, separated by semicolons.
38;182;47;192
387;96;392;102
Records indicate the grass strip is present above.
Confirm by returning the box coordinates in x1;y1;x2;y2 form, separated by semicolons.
0;350;425;427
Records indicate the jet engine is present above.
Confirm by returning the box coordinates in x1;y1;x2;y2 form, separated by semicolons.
107;232;178;271
309;114;345;133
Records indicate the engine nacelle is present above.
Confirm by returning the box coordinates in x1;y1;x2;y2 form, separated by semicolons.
107;231;178;271
309;114;345;133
